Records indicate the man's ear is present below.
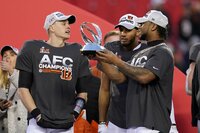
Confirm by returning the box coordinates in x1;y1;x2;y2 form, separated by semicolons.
136;29;141;37
49;25;55;32
151;23;157;31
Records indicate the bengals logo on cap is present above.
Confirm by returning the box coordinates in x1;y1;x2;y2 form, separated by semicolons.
127;15;133;20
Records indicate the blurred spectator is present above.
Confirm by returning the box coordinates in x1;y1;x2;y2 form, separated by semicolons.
185;43;200;95
178;2;193;43
0;45;27;133
191;1;200;38
103;30;120;44
177;1;200;73
191;47;200;132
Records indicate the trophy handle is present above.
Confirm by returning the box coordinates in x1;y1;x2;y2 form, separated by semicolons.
80;22;102;45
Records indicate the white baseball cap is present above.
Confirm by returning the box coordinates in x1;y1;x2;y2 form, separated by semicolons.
137;10;168;29
44;11;76;30
115;14;139;30
1;45;19;56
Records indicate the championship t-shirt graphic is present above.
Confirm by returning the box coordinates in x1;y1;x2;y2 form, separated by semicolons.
39;47;73;80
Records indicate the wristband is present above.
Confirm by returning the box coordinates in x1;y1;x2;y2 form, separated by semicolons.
73;97;85;118
31;108;41;119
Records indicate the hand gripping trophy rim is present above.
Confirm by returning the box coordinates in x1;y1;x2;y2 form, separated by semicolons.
80;22;105;58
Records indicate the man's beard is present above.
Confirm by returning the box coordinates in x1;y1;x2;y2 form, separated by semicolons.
121;38;136;50
140;33;147;41
121;42;132;48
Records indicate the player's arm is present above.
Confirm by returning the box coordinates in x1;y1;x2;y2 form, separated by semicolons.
98;72;110;123
18;88;36;112
74;75;90;119
98;60;127;84
77;92;87;101
18;70;40;120
75;75;90;101
186;62;195;95
115;60;156;84
97;50;155;84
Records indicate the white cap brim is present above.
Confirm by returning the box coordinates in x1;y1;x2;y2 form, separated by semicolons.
115;22;139;30
136;17;148;24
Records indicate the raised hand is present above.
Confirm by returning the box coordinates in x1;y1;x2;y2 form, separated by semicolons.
0;60;14;75
96;49;120;64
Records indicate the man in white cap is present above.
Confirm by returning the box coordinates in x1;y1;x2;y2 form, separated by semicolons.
98;14;147;133
96;10;174;133
16;11;91;133
137;10;178;133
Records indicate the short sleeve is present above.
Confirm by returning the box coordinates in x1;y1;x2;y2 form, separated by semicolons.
192;52;200;126
104;42;118;52
78;48;91;78
144;47;174;79
16;41;33;73
189;44;200;62
196;52;200;84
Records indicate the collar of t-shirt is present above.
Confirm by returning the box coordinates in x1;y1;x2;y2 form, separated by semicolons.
133;43;142;51
147;40;164;47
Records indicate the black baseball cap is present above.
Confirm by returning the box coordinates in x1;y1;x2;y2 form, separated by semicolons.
1;45;19;56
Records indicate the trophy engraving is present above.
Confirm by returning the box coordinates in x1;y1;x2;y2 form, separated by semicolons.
80;22;104;58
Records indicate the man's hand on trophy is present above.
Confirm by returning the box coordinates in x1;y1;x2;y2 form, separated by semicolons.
96;49;119;64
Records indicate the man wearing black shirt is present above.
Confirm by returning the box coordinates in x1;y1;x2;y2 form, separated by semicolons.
16;11;91;132
98;14;147;133
96;10;174;133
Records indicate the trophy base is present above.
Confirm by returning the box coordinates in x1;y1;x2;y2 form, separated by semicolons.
81;50;96;55
81;50;97;59
80;44;105;59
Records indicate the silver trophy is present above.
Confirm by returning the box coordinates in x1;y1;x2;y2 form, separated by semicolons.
80;22;104;58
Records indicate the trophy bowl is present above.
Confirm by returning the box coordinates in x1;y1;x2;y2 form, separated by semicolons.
80;22;104;58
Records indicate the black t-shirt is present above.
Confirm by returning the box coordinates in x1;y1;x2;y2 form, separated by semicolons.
104;41;147;128
189;43;200;63
85;75;101;123
16;40;91;125
126;41;174;132
192;51;200;126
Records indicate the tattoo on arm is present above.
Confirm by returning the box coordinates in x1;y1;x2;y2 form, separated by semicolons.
116;61;156;84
